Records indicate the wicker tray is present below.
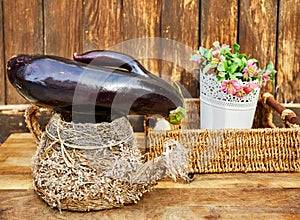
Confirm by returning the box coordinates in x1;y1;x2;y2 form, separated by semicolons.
146;94;300;173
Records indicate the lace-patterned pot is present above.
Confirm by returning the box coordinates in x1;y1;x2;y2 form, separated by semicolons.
199;71;260;129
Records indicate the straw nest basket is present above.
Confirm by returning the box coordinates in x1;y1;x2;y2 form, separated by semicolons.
25;106;190;211
146;94;300;173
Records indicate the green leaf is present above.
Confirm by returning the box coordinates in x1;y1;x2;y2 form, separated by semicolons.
202;64;212;74
220;45;231;55
229;72;238;80
233;57;242;66
217;76;226;82
199;47;207;56
207;49;214;60
233;43;240;53
250;58;258;63
217;62;226;72
234;72;244;77
223;61;229;69
189;53;201;61
228;65;238;74
213;41;220;48
241;57;248;66
218;71;226;77
238;52;247;59
267;61;274;70
210;63;218;68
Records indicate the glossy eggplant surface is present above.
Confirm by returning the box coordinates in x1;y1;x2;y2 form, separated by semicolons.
7;54;185;123
73;50;155;78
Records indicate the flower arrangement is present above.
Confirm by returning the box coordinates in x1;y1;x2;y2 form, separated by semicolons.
190;41;276;98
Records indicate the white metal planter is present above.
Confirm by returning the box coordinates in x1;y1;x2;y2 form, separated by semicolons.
199;72;260;129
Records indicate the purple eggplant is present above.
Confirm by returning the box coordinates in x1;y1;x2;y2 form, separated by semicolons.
73;50;152;78
7;54;186;124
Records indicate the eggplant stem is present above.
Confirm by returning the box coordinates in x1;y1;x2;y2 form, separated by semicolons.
168;82;186;125
168;106;186;125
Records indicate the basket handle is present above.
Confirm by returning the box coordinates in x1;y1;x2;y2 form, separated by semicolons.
24;105;43;142
262;93;299;128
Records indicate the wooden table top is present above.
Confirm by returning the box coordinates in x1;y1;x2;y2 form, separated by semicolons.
1;133;300;219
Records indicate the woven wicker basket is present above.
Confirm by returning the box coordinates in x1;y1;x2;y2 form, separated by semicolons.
146;94;300;173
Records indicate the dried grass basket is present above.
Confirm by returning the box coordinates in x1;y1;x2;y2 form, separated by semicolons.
146;94;300;174
25;105;190;212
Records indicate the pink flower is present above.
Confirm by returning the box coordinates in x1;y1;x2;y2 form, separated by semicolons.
206;68;214;74
241;81;260;95
242;85;252;95
221;80;241;95
211;43;228;65
212;50;219;58
246;81;260;89
221;44;228;48
237;81;261;98
211;54;225;65
213;46;219;51
219;55;225;61
235;88;246;98
262;69;271;85
215;44;229;49
190;52;204;68
194;58;204;68
243;60;259;79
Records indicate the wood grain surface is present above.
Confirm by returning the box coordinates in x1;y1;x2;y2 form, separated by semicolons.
83;0;122;52
239;0;278;95
1;133;300;219
122;0;161;76
1;0;299;104
44;0;83;58
0;0;5;105
161;0;199;97
200;0;238;48
276;0;300;103
3;0;43;104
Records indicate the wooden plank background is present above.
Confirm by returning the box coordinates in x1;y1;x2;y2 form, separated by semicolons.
0;0;299;104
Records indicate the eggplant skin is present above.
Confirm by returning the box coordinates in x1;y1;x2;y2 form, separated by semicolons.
7;54;184;123
73;50;153;78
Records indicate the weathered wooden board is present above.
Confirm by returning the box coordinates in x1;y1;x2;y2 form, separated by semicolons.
43;0;83;58
200;0;238;48
0;133;35;177
0;105;52;144
0;0;300;105
83;0;122;52
276;0;300;103
239;0;278;94
161;0;199;97
3;0;43;104
198;0;238;98
122;0;161;76
1;133;300;219
1;188;300;219
0;0;5;105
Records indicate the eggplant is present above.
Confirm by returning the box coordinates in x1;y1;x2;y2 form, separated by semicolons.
73;50;152;78
7;54;186;124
